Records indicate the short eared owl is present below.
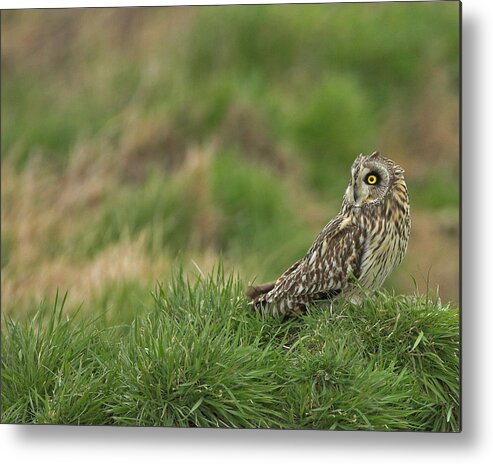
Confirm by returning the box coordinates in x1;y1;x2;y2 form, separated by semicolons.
246;152;411;317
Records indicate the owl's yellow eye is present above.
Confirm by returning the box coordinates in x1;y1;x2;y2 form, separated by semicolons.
365;173;378;185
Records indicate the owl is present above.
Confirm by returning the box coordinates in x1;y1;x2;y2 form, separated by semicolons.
246;151;411;317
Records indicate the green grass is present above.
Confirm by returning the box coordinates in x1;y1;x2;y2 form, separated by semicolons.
1;267;460;430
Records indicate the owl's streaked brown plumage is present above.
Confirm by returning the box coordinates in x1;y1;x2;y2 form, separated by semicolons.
246;151;411;317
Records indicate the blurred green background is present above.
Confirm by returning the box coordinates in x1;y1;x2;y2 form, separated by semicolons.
1;3;460;320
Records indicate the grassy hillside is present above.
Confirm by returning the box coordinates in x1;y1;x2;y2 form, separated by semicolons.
1;268;459;430
1;3;460;429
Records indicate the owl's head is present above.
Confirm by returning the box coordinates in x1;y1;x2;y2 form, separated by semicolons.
344;151;405;208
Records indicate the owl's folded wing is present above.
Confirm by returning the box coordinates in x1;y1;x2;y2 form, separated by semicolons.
264;216;364;313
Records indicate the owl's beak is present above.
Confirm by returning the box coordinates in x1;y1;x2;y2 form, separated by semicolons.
353;189;361;206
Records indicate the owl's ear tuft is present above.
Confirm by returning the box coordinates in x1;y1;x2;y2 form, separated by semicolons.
370;151;380;159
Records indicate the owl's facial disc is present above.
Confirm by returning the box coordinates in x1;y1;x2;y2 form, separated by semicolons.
351;159;391;207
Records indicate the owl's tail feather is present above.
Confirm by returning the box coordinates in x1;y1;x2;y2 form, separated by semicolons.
246;282;306;318
245;281;276;300
246;285;273;315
